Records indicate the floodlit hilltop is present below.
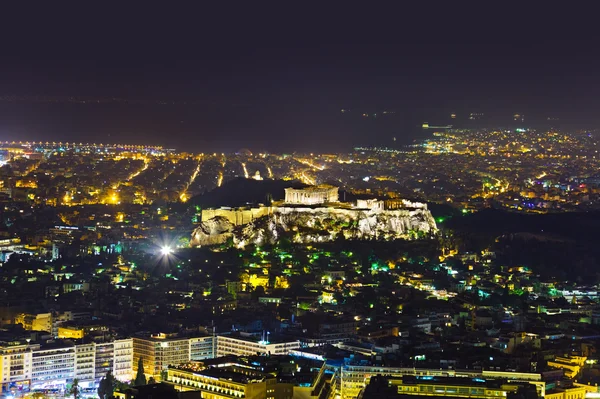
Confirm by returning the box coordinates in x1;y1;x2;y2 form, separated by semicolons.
190;185;438;247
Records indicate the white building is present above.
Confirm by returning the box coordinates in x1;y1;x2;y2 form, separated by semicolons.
31;345;76;390
1;338;133;392
74;343;95;383
0;344;34;390
216;334;300;357
190;336;214;361
113;339;133;382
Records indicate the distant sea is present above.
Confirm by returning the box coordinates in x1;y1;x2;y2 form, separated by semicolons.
0;102;587;153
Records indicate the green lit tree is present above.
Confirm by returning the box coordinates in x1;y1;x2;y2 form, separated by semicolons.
134;358;147;386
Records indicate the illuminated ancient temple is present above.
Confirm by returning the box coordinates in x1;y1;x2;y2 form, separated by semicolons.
284;185;339;205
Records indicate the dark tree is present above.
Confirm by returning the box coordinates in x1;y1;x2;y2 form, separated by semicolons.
98;370;116;399
134;358;147;386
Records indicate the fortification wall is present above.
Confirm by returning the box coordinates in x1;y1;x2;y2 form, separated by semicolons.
201;207;271;226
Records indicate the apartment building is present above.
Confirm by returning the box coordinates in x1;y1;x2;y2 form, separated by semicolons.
0;338;133;393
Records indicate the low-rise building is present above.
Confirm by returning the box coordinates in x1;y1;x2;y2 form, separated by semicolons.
216;333;300;357
168;364;273;399
14;313;52;333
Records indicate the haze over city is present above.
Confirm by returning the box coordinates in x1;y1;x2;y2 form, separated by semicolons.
2;4;600;151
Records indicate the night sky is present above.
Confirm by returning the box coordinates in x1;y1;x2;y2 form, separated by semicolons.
1;4;599;152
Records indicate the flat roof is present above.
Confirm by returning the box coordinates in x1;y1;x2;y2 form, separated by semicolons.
400;375;506;388
172;365;266;385
218;332;298;345
133;333;210;342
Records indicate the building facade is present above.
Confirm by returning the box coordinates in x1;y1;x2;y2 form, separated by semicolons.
0;338;133;393
336;365;545;399
190;336;215;361
0;344;33;392
216;334;300;357
132;333;299;381
14;313;52;333
74;343;95;383
133;334;204;380
168;365;272;399
31;345;76;391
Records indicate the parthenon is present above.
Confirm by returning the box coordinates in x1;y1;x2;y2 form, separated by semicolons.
284;185;339;205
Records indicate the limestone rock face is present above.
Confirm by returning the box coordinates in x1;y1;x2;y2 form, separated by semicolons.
190;216;234;246
191;206;437;247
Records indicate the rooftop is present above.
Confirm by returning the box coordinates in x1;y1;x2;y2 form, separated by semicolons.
170;364;267;385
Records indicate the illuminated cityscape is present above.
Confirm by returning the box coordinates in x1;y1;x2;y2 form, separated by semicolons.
0;132;599;398
2;3;600;399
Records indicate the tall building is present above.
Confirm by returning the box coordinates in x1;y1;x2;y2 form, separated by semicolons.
0;344;33;392
133;333;210;381
132;333;299;381
31;344;76;391
190;336;215;361
113;339;134;382
74;343;95;383
0;338;133;393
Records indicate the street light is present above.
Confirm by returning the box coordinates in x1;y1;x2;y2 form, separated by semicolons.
160;246;173;256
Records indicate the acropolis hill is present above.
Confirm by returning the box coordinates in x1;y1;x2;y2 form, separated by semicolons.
191;185;438;247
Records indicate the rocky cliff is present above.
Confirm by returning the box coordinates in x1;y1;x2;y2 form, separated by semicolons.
191;205;437;247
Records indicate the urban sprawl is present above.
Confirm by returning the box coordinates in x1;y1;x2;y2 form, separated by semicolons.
0;128;599;399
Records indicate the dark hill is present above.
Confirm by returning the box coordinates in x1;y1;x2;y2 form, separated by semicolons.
190;178;307;208
447;208;600;241
446;209;600;283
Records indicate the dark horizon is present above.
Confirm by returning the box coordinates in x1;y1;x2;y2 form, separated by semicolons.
1;4;599;152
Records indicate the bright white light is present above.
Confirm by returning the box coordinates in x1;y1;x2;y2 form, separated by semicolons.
160;246;173;256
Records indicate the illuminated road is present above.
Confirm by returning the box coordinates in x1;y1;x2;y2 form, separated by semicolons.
126;156;149;181
295;157;325;171
297;169;316;185
180;159;202;202
241;162;249;178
